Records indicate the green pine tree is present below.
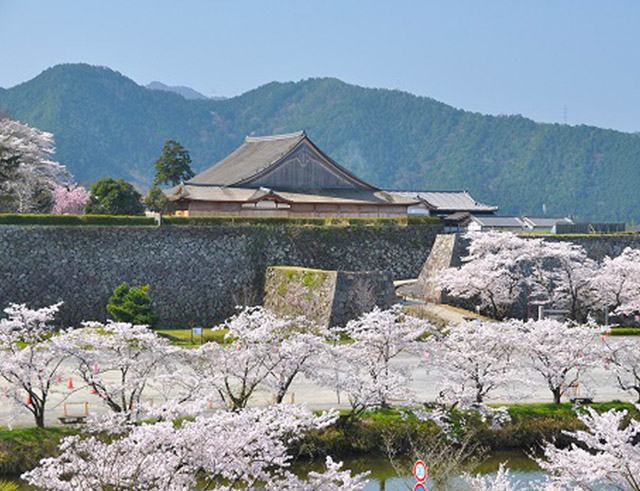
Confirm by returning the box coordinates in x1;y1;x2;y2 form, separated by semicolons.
107;283;158;327
153;140;194;186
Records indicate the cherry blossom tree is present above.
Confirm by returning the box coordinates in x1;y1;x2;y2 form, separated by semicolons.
52;184;89;215
0;303;67;427
315;306;428;418
438;232;539;319
512;319;603;404
593;247;640;317
340;305;429;407
424;320;519;405
464;464;520;491
439;232;599;321
22;404;368;491
184;307;325;409
536;405;640;490
0;117;71;212
55;321;175;414
532;241;598;322
602;336;640;402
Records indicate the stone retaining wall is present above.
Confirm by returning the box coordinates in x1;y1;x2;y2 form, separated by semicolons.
0;223;442;327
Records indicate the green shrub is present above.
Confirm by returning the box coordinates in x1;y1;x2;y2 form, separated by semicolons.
609;327;640;336
407;215;442;225
107;283;158;327
85;178;145;215
0;214;441;228
0;213;155;226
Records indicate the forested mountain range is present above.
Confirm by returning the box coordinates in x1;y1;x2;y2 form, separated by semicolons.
145;81;210;100
1;63;639;221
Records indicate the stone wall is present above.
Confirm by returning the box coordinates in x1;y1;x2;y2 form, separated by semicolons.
412;234;465;303
0;223;442;327
264;267;337;327
263;266;396;327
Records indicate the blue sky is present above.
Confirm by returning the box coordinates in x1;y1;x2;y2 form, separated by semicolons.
1;0;639;132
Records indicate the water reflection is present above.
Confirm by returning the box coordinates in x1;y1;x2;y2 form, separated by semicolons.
293;450;546;491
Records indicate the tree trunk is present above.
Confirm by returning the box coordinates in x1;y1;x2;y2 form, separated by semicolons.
552;387;562;405
35;411;45;428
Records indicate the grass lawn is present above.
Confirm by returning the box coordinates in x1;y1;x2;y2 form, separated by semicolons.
500;400;636;418
0;426;78;476
608;326;640;336
156;328;230;346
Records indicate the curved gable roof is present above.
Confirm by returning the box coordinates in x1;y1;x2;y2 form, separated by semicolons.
187;131;376;191
188;131;305;186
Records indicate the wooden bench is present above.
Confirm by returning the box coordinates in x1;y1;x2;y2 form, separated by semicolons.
570;397;593;405
59;402;89;424
58;415;87;425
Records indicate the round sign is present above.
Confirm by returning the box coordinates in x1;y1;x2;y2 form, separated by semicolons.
413;483;427;491
413;460;428;482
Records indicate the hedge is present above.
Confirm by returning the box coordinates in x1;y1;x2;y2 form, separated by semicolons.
0;214;155;226
0;214;440;228
609;327;640;336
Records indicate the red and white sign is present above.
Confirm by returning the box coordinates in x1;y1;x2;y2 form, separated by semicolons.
413;460;428;482
413;483;427;491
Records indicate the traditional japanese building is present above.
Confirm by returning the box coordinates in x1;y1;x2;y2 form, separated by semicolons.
166;130;497;219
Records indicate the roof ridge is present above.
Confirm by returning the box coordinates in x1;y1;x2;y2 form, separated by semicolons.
245;130;305;142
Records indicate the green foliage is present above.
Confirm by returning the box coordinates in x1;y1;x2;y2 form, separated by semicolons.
0;213;155;226
298;402;640;458
156;328;231;346
153;140;194;186
0;480;18;491
609;327;640;336
107;282;158;327
0;426;76;476
86;178;144;215
144;185;170;213
3;64;640;221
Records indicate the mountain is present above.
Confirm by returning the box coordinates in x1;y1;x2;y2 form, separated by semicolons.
145;81;210;100
1;63;639;221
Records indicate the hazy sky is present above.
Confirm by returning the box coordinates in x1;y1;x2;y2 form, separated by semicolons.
2;1;639;132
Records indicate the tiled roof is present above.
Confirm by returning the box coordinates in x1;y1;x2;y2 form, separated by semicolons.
470;215;525;227
391;190;497;212
522;216;574;227
188;132;306;186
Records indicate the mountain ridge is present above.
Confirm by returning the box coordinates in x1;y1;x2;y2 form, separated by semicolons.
1;63;638;221
146;81;210;100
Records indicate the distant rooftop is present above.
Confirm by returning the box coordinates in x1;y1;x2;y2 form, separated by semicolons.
470;215;524;227
391;190;498;212
522;216;574;227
